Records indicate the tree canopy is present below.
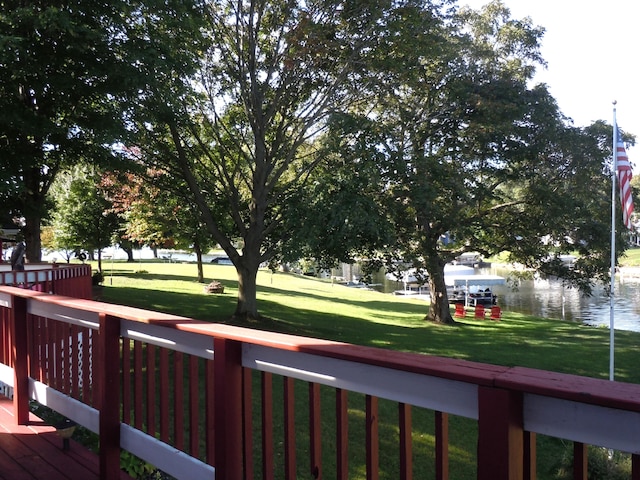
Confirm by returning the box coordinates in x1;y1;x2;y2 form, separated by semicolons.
0;0;207;261
5;0;633;325
288;1;629;323
131;0;411;320
49;164;120;272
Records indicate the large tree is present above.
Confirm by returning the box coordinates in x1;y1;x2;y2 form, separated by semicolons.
300;1;627;324
0;0;207;262
136;0;414;320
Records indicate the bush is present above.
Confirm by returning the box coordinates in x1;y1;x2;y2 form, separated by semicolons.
555;443;631;479
92;271;104;285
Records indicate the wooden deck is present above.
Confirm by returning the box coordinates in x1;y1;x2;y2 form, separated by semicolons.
0;396;133;480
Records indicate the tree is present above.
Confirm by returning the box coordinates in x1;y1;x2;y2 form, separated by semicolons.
136;0;400;320
105;169;216;282
0;0;208;262
306;1;625;324
50;165;120;273
281;114;395;272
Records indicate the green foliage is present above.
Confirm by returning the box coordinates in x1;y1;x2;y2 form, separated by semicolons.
555;444;631;480
92;270;105;286
300;0;623;323
18;0;629;327
127;0;432;319
283;114;394;268
49;165;120;271
119;450;158;479
0;0;208;261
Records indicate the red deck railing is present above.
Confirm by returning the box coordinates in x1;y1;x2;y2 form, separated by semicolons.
0;264;92;298
1;284;640;480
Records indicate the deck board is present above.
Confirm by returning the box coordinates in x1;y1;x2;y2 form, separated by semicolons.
0;395;133;480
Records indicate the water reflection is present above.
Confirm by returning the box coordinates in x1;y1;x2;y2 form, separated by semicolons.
488;267;640;332
375;266;640;333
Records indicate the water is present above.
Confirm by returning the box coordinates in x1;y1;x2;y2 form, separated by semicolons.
40;247;230;264
492;268;640;332
373;266;640;333
38;248;640;333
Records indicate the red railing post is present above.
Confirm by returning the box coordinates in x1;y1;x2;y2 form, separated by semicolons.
435;411;449;480
632;454;640;480
477;386;524;480
524;431;536;480
573;442;587;480
309;382;322;479
213;337;243;480
97;313;121;480
10;294;29;424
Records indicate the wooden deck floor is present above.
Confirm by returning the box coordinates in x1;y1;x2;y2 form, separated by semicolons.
0;395;133;480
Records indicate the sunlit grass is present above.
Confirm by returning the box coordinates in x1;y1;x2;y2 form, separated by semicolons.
621;246;640;266
94;260;640;382
90;259;640;479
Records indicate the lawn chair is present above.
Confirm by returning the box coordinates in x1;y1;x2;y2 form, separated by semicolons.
490;305;502;320
454;303;466;318
474;304;485;318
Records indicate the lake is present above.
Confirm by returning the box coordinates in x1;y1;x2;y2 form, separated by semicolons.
373;266;640;333
41;248;640;333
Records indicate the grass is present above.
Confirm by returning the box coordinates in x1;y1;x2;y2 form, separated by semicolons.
621;246;640;266
91;260;640;479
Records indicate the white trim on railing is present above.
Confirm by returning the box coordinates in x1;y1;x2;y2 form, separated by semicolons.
25;374;217;480
0;270;52;285
0;291;12;308
121;320;214;360
28;301;100;330
121;424;215;480
243;344;479;419
29;378;99;433
524;393;640;454
0;363;13;387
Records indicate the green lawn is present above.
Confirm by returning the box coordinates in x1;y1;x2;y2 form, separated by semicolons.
621;246;640;266
93;260;640;479
97;260;640;382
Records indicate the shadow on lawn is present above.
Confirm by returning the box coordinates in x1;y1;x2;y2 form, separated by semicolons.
98;280;601;374
105;270;228;283
107;269;428;317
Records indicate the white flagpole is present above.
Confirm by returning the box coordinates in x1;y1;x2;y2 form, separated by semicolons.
610;101;618;381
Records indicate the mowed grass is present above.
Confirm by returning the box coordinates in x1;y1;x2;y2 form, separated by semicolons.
94;260;640;479
621;246;640;266
98;260;640;382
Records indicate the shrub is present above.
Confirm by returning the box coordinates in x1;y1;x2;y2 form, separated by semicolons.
92;270;104;285
555;443;631;479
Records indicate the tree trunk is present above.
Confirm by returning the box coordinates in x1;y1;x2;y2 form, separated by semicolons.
123;246;134;262
97;249;103;273
23;215;42;263
425;259;455;324
194;242;204;283
234;262;260;321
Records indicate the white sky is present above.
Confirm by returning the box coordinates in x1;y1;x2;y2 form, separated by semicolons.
460;0;640;157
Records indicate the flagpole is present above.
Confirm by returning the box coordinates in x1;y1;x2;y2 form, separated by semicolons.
609;101;618;381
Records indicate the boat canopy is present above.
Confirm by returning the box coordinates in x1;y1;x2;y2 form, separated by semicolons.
444;274;506;287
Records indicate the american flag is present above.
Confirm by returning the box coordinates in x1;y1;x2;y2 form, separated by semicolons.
616;128;634;230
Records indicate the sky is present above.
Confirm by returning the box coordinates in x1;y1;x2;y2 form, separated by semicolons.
460;0;640;157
